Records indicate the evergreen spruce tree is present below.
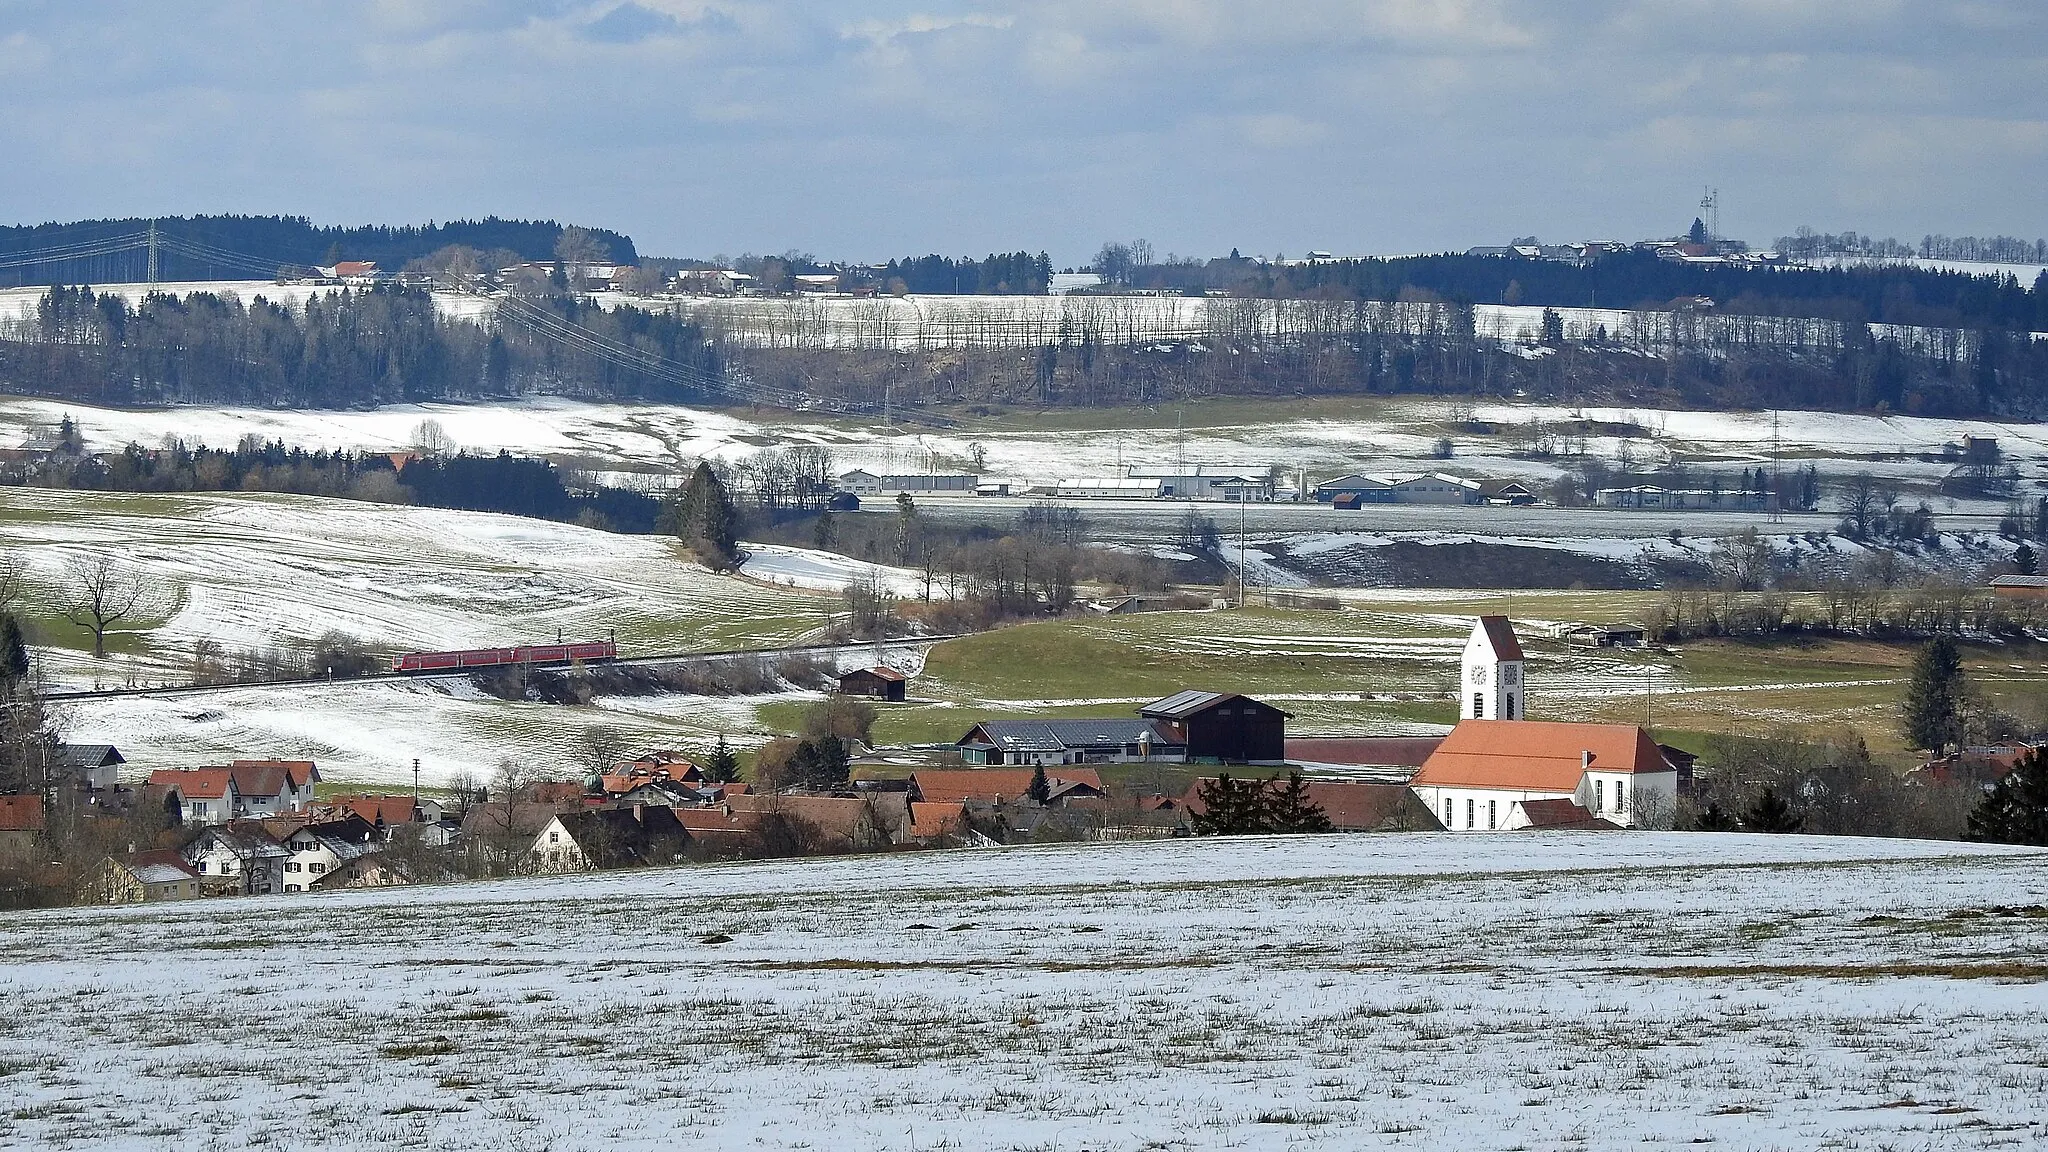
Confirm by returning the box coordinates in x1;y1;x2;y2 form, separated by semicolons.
1026;764;1051;804
703;733;741;784
1190;773;1271;836
1903;636;1967;754
1740;787;1804;833
1964;749;2048;845
675;461;739;567
2016;541;2038;576
1264;772;1332;833
1692;802;1739;832
0;614;29;682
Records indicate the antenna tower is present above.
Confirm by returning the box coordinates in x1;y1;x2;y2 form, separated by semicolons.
1698;188;1720;241
146;219;159;284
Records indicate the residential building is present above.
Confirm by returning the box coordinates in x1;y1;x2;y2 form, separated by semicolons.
0;795;44;859
838;666;907;701
182;823;290;895
147;768;237;826
911;769;1106;807
279;817;379;893
226;761;320;816
1408;720;1680;831
727;792;912;849
88;851;203;904
529;805;690;873
1462;615;1526;722
58;744;126;792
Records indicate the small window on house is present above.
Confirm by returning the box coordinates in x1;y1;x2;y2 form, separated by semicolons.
286;883;300;893
550;831;560;843
309;863;326;873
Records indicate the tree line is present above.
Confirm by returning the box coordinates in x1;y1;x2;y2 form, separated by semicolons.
0;215;638;288
1;284;721;408
6;432;664;534
876;252;1053;296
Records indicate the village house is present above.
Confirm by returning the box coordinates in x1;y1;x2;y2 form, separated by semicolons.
147;760;320;825
182;823;290;895
58;743;126;792
727;791;912;850
147;768;237;826
911;768;1106;807
528;804;690;873
278;815;380;893
88;850;203;904
838;666;907;701
0;795;44;860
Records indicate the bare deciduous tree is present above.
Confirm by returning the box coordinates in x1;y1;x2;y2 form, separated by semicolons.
61;555;144;659
0;552;26;612
410;419;457;458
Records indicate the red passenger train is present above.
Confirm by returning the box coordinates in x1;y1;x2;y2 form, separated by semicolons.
391;640;619;674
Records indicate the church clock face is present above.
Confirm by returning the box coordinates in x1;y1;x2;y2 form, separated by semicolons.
1468;665;1489;686
1502;664;1520;688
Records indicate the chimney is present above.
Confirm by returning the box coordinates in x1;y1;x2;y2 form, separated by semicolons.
632;802;645;824
1581;750;1593;771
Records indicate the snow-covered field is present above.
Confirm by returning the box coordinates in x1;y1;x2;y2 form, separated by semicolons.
5;392;2042;505
3;833;2045;1151
0;488;837;692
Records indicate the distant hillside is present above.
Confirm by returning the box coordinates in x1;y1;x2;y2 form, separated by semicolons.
0;215;638;287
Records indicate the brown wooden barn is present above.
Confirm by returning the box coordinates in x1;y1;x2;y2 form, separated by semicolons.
838;666;907;701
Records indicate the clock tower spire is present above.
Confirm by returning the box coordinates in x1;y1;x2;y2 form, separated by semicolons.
1461;615;1525;721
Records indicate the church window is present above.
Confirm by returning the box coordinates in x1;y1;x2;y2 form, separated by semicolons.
1465;798;1474;828
1472;693;1484;717
1617;782;1628;814
1487;800;1496;829
1444;798;1453;826
1505;693;1516;720
1595;780;1606;810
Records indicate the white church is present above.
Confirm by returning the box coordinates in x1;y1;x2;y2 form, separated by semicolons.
1409;615;1680;831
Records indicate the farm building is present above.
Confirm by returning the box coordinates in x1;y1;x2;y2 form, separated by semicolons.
1561;624;1647;648
952;691;1289;766
1139;691;1291;765
1596;486;1767;510
837;470;978;496
1314;472;1482;505
1990;575;2048;599
955;719;1184;767
1048;477;1166;499
88;850;203;904
57;743;126;792
838;666;907;701
1123;467;1274;502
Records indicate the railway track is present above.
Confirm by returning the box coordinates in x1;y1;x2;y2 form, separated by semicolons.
45;634;959;703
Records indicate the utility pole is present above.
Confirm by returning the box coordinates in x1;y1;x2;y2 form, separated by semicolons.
146;219;159;285
412;758;421;801
1768;410;1783;523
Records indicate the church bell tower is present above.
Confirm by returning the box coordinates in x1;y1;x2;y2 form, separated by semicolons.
1461;615;1525;721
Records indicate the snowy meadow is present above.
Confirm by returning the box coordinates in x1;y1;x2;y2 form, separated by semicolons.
2;833;2045;1151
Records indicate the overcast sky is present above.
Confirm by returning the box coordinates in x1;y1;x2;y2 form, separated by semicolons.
0;1;2041;263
